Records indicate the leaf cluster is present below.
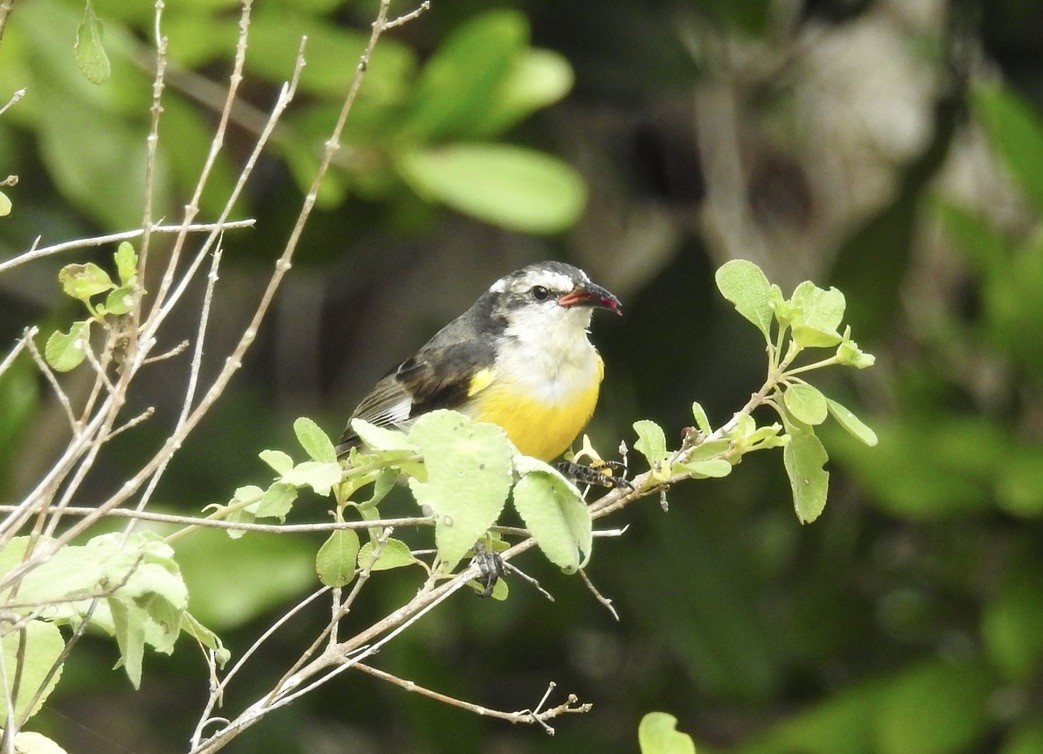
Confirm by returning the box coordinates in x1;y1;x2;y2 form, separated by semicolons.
0;531;225;722
629;260;876;523
44;241;139;372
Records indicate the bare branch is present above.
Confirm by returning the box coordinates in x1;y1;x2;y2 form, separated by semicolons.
353;664;590;732
0;327;33;381
0;87;25;118
0;220;255;275
23;331;78;433
0;506;436;534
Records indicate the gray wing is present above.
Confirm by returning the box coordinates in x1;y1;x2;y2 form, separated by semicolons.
335;337;496;458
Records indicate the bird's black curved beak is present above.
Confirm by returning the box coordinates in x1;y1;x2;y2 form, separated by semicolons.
558;281;622;315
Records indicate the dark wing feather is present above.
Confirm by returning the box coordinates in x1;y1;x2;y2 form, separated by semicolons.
336;338;495;457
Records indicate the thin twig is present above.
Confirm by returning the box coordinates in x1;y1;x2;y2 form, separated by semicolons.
191;585;332;746
0;220;255;275
0;328;32;381
503;561;555;602
353;664;590;731
128;239;223;526
143;0;253;330
142;339;190;364
0;87;25;118
383;0;429;29
23;332;78;432
579;568;619;621
98;407;155;443
0;506;435;535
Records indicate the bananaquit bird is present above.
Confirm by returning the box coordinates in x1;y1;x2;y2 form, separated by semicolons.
336;261;621;461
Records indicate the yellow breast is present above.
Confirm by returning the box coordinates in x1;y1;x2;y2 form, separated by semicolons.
468;357;603;461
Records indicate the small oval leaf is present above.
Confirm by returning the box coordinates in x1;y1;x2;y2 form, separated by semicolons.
74;1;111;85
783;383;829;425
397;144;586;234
44;321;91;372
714;259;773;340
826;398;878;446
293;417;337;463
316;529;360;587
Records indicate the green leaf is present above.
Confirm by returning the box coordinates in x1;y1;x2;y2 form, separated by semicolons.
357;538;417;572
407;411;514;568
714;259;773;340
357;469;398;511
0;189;11;216
676;458;732;478
780;412;829;523
280;461;342;497
180;611;229;668
258;449;294;476
349;418;417;452
836;336;876;369
633;420;669;466
973;84;1043;211
81;532;189;687
0;620;64;724
638;712;697;754
44;321;91;372
109;598;145;687
783;383;828;425
397;144;587;234
404;9;527;140
691;401;711;435
826;398;878;446
316;529;360;587
74;0;111;85
6;731;68;754
114;241;137;285
58;262;114;302
244;7;414;101
255;482;297;520
471;48;574;137
685;439;732;461
512;462;591;572
293;417;337;463
789;281;845;348
103;284;135;315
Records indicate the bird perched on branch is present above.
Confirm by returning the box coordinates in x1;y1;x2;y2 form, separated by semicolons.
337;261;621;461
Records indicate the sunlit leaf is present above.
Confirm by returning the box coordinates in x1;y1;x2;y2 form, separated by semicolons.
714;259;773;340
826;398;878;447
0;620;64;723
512;461;591;572
397;144;586;234
58;262;114;302
74;0;111;85
780;412;829;523
638;712;697;754
783;383;828;425
293;417;337;464
44;321;91;372
357;538;417;572
633;419;669;466
407;411;513;568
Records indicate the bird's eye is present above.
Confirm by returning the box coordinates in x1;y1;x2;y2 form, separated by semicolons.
530;285;550;301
